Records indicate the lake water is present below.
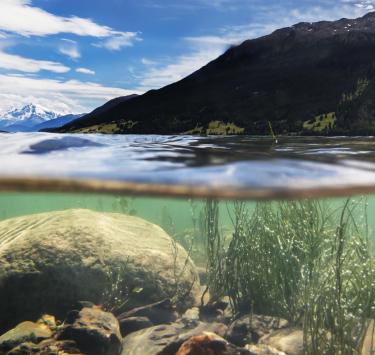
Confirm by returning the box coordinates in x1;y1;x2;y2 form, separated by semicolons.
1;133;375;195
1;133;375;354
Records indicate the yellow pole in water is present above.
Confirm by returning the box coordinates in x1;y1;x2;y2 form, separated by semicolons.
268;121;278;144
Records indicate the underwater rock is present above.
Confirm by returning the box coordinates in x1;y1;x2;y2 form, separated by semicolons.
259;328;303;355
118;299;178;325
118;298;179;338
7;339;83;355
6;341;41;355
119;316;154;337
0;321;52;352
0;209;200;332
181;307;200;326
199;298;232;324
121;321;227;355
176;332;253;355
36;314;57;331
245;344;286;355
226;315;289;347
38;339;83;354
73;301;97;311
58;307;122;355
362;320;375;355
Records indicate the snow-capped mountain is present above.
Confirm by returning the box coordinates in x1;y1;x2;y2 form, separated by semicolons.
0;104;81;132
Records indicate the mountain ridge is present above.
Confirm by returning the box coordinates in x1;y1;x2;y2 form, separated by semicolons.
0;104;82;132
35;114;85;131
55;12;375;135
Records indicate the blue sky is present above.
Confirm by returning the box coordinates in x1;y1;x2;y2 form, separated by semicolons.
0;0;373;114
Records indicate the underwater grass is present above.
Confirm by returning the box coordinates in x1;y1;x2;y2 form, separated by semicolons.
203;198;375;354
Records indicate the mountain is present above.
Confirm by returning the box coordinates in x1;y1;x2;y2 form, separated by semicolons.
50;94;139;133
88;94;139;117
55;12;375;135
0;104;82;132
0;104;59;131
35;114;85;131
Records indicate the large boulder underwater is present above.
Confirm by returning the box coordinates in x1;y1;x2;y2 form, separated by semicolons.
0;209;200;333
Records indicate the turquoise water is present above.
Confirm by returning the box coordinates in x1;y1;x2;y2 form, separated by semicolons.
0;192;374;237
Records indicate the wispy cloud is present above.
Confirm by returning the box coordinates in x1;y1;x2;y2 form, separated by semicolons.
94;32;141;51
147;0;375;12
58;39;81;60
141;58;157;66
342;0;375;10
0;74;141;113
76;67;95;75
138;49;223;90
0;50;70;73
0;0;140;50
138;1;370;91
144;0;256;11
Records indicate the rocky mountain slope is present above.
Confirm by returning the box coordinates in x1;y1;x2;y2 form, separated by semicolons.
55;12;375;135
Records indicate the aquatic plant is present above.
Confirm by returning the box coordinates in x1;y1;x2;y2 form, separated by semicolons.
302;198;375;354
161;205;176;236
164;200;207;266
101;262;132;314
204;198;375;354
202;199;224;302
111;196;137;215
189;199;205;243
170;235;197;308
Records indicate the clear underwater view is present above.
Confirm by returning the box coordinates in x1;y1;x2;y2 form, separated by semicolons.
2;134;375;354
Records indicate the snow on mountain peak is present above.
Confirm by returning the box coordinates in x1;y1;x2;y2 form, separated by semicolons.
0;103;77;131
3;103;60;123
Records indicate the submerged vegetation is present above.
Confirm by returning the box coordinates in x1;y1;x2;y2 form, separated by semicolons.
203;198;375;354
114;195;375;353
2;192;375;353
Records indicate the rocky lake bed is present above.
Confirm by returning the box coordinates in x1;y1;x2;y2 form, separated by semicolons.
1;206;375;355
0;208;307;355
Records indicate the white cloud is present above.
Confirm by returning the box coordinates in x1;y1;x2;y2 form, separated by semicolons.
94;32;141;51
0;0;140;50
138;49;223;90
0;50;70;73
138;2;370;91
0;75;141;113
342;0;375;10
58;39;80;60
141;58;157;65
137;24;269;91
76;67;95;75
144;0;251;11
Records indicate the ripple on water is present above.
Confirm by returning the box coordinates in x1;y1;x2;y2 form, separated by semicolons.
0;133;375;194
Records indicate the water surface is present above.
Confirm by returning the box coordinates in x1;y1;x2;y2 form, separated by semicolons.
1;133;375;196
